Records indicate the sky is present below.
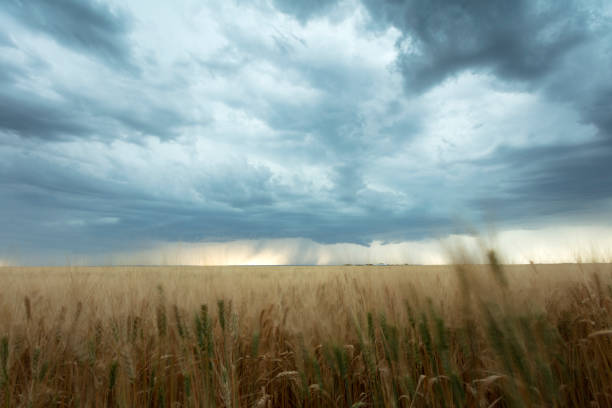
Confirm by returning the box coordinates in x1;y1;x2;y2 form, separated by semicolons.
1;0;611;265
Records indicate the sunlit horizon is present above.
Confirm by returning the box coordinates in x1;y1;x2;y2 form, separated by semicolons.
2;225;610;267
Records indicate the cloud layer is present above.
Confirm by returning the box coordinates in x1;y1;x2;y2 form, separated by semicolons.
20;225;610;266
0;0;611;263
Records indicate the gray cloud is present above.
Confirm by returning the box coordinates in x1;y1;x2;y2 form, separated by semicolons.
0;84;189;141
271;0;340;23
362;0;594;92
0;30;13;47
1;0;134;71
0;85;93;140
0;56;191;141
0;147;449;259
0;0;611;263
354;0;612;224
202;17;424;203
466;139;612;226
359;0;612;141
587;90;612;138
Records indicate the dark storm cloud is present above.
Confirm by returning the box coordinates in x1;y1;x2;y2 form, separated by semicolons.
271;0;340;22
100;101;191;140
1;0;134;70
354;0;612;223
0;149;448;259
0;57;91;140
0;58;190;140
331;164;366;203
0;84;188;141
0;86;92;140
1;0;611;264
467;139;612;224
362;0;593;92
579;88;612;139
0;0;188;142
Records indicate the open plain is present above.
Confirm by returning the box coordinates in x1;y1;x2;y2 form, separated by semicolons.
1;261;611;407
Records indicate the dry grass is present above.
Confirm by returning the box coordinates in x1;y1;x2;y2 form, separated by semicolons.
0;259;611;407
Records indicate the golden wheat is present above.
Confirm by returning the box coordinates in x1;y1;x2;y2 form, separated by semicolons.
0;261;610;407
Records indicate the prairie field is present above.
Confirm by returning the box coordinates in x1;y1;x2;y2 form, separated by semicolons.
0;260;611;407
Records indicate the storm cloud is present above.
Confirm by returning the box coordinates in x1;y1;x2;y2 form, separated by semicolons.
362;0;595;91
0;0;611;264
2;0;134;70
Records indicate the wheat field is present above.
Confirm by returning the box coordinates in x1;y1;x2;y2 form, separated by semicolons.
0;258;611;407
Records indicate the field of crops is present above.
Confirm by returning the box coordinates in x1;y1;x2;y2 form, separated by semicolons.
1;258;611;407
